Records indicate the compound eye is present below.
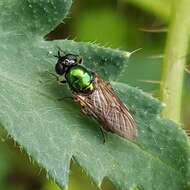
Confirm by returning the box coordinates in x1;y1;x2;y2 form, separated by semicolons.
55;63;65;75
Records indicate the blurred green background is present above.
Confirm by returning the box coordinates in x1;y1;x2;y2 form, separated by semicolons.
0;0;189;190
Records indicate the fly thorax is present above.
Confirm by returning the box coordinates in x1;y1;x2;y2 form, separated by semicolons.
65;65;94;93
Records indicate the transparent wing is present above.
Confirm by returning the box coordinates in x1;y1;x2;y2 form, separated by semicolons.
73;73;137;140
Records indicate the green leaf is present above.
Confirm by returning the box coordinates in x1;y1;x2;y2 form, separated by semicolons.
0;0;72;36
0;1;190;190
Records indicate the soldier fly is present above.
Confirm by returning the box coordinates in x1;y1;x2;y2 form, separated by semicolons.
54;51;137;142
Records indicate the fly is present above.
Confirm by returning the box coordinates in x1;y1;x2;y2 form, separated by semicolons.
54;51;138;142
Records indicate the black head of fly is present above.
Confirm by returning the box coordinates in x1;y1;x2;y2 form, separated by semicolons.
54;50;94;94
54;51;83;76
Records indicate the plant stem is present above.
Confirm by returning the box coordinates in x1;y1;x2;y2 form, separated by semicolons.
121;0;170;22
161;0;190;123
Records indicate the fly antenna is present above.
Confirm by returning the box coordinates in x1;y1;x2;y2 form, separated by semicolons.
54;50;61;58
54;45;66;57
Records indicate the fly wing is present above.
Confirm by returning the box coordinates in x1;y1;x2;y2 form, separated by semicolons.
73;73;137;140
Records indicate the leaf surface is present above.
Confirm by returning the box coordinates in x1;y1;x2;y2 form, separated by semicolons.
0;1;190;190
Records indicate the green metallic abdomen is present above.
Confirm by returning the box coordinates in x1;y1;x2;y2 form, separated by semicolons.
65;65;93;93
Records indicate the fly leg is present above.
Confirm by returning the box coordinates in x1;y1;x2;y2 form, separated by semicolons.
46;71;67;85
81;108;106;143
99;127;106;144
57;97;73;101
80;105;106;143
73;94;106;143
81;105;90;115
58;80;67;85
45;71;71;101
